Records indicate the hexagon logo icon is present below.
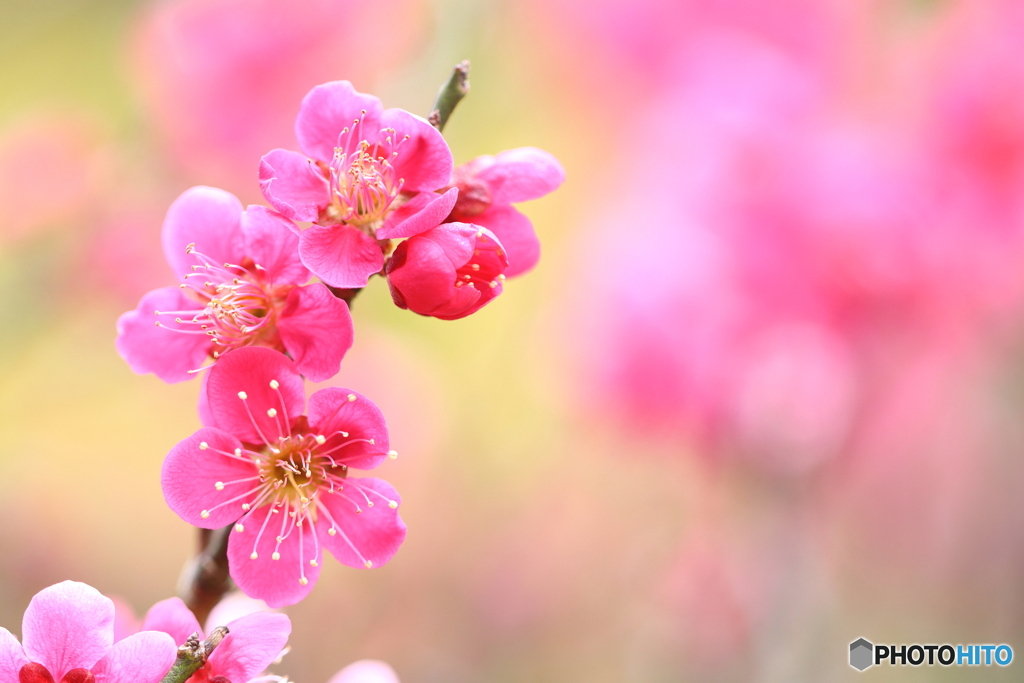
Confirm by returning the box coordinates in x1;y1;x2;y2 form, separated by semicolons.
850;638;874;671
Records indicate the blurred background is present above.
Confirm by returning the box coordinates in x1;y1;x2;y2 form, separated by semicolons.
2;0;1024;680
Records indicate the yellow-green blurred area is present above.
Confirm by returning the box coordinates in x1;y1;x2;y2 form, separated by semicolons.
4;0;1024;681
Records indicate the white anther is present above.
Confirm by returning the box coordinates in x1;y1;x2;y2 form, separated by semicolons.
298;577;308;585
328;528;337;536
471;263;480;270
369;438;375;445
489;281;498;288
310;559;318;567
235;523;245;533
250;552;258;560
364;560;374;568
242;503;251;511
388;450;398;459
215;482;224;490
234;448;242;456
272;551;281;561
388;501;398;509
315;435;326;445
238;391;248;400
347;393;357;402
267;408;278;418
200;510;210;519
199;442;209;450
269;379;280;389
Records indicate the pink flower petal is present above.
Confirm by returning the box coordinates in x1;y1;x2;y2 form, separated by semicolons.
472;205;539;277
116;286;212;383
241;205;311;286
317;478;406;569
161;186;245;282
140;598;203;645
295;81;383;162
202;347;305;444
206;612;290;683
22;581;114;681
377;187;459;239
476;147;565;204
162;427;255;528
0;628;28;683
204;593;271;634
380;109;453;192
328;660;401;683
226;505;322;608
298;224;383;288
307;388;390;471
258;149;329;223
90;632;176;683
110;598;140;643
278;284;354;382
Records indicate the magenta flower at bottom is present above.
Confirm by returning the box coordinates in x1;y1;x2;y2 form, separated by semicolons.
137;597;290;683
162;346;406;607
386;223;508;320
0;581;176;683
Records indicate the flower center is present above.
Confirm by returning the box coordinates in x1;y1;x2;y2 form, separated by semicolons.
454;229;506;292
155;245;285;368
198;381;399;583
322;112;408;232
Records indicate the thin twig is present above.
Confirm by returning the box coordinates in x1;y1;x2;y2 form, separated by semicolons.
428;61;471;132
179;525;233;628
159;627;229;683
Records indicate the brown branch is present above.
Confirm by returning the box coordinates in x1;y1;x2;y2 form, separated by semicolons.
178;525;233;628
428;61;470;132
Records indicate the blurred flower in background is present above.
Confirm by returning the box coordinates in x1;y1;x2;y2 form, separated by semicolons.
5;0;1024;682
132;0;424;196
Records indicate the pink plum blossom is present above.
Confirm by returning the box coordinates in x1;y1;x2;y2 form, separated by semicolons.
135;597;289;683
0;581;176;683
386;223;508;320
444;148;565;277
328;661;400;683
116;186;353;383
259;81;456;288
162;346;406;607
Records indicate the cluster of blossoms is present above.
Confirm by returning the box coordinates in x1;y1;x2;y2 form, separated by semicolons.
3;78;560;682
1;581;401;683
114;80;561;608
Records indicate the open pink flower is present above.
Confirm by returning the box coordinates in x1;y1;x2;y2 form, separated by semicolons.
386;223;508;320
116;186;353;383
259;81;456;288
328;660;400;683
0;581;176;683
445;147;565;277
162;346;406;607
135;597;290;683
